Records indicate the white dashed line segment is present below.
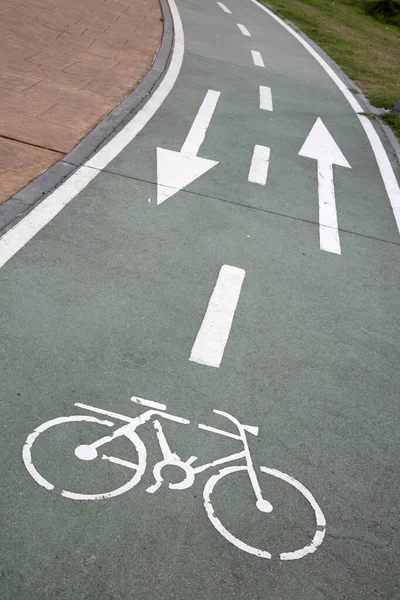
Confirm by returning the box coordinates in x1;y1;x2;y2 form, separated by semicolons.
251;50;264;67
248;145;270;185
259;86;273;111
189;265;246;368
217;2;232;13
237;23;251;36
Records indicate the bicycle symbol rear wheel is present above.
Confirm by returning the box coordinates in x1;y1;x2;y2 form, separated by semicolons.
203;465;326;560
23;415;146;500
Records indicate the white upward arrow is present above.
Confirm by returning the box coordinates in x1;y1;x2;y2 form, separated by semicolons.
299;117;351;255
156;90;220;205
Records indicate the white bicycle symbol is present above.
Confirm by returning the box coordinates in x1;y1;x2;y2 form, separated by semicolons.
23;396;326;561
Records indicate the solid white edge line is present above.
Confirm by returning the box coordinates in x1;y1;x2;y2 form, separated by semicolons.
358;115;400;232
0;0;184;270
259;85;273;111
249;0;400;236
251;50;264;67
189;265;246;368
248;145;270;185
217;2;232;14
237;23;251;36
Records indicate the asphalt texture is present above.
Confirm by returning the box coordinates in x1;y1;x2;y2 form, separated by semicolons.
1;0;399;598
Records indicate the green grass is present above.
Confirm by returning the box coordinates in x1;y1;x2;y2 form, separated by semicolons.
365;0;400;28
261;0;400;110
381;112;400;137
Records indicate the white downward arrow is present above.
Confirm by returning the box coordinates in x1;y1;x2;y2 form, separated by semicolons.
156;90;220;205
299;118;351;255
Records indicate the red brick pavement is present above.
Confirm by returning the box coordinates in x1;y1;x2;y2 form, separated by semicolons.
0;0;162;203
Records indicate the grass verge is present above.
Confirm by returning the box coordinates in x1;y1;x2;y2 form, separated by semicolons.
381;112;400;138
260;0;400;112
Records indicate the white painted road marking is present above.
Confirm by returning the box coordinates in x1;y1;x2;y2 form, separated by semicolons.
156;89;220;205
190;265;245;368
237;23;251;36
248;145;270;185
316;162;342;254
131;396;167;411
217;1;232;13
0;0;184;270
251;50;265;67
259;85;273;111
181;90;220;155
299;117;351;254
1;0;398;271
250;0;400;237
24;399;326;559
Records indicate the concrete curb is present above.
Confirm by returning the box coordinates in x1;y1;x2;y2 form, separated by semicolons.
0;0;174;234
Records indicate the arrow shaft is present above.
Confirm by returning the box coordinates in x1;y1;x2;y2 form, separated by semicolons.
181;90;220;156
317;161;341;255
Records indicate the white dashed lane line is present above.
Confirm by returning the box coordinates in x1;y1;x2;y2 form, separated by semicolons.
237;23;251;36
259;85;273;111
248;145;271;186
251;50;265;67
190;265;246;368
216;2;232;13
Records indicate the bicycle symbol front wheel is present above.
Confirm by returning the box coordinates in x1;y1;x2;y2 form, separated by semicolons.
23;415;146;500
203;465;326;560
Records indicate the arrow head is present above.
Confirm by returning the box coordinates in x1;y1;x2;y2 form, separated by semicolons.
299;117;351;168
156;148;218;205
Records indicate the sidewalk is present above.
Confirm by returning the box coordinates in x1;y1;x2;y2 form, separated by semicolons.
0;0;162;204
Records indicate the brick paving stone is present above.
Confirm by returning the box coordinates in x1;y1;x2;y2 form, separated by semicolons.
0;87;55;118
27;65;92;90
38;103;103;133
82;79;129;104
64;50;118;70
0;139;62;203
0;56;38;75
25;81;114;113
0;0;162;204
87;40;119;60
26;52;78;71
0;108;80;152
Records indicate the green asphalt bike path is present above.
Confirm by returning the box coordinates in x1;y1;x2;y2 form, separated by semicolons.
0;0;399;598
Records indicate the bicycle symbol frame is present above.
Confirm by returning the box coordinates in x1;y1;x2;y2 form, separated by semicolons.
23;395;326;561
